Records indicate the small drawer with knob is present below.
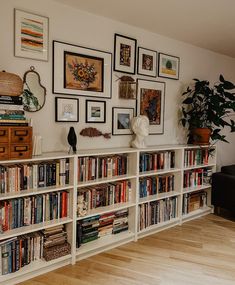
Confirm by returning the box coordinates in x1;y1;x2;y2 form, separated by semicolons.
0;128;9;143
11;127;32;144
10;144;32;160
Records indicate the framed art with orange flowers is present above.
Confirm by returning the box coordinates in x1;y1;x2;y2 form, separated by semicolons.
136;79;165;134
53;40;112;99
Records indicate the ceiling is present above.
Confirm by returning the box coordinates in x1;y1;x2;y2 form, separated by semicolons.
53;0;235;58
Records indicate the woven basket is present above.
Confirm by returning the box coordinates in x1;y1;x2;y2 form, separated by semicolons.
0;71;23;96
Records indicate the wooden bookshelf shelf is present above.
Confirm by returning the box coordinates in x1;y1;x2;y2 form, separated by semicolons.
0;145;216;284
139;191;181;205
77;174;136;188
139;168;182;178
0;217;73;241
0;184;74;200
77;202;136;221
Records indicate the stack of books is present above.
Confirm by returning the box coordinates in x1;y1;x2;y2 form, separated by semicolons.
76;215;100;248
98;212;115;237
0;95;28;126
113;209;128;234
41;225;71;261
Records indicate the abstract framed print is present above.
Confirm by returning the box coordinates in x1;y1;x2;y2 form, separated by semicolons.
55;97;79;122
114;34;137;74
86;99;106;123
112;107;134;135
53;40;112;98
158;53;180;80
137;79;165;134
14;9;49;61
137;47;157;77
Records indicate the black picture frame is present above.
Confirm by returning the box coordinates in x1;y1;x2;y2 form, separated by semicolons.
137;47;157;77
114;34;137;74
53;40;112;99
158;52;180;80
112;107;134;135
86;99;106;123
136;78;165;135
55;97;79;122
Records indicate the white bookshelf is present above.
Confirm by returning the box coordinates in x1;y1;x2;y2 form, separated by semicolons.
0;145;216;284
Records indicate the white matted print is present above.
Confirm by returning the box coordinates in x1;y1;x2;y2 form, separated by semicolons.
14;9;49;61
137;79;165;134
112;107;134;135
158;53;180;80
55;97;79;122
86;100;106;123
137;47;157;77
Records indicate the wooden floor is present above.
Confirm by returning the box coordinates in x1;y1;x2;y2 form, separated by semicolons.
21;214;235;285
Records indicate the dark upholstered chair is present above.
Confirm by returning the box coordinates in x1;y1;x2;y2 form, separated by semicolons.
212;165;235;216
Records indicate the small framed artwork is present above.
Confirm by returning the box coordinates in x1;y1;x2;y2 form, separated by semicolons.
55;97;79;122
112;107;134;135
114;34;137;74
86;100;106;123
137;79;165;134
137;47;157;77
53;40;112;98
158;53;180;80
14;9;49;61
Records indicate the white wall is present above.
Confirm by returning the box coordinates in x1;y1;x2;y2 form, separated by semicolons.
1;0;235;168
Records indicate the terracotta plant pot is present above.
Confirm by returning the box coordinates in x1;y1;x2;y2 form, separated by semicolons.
191;128;212;145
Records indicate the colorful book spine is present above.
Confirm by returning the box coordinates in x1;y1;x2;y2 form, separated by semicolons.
184;149;209;167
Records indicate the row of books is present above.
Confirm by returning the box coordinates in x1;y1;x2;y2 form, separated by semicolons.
139;151;175;173
0;158;70;194
138;197;178;230
77;181;131;215
182;191;207;215
78;155;128;182
139;174;175;198
0;95;28;126
0;232;43;275
184;149;209;167
0;191;69;233
183;169;204;189
76;209;129;248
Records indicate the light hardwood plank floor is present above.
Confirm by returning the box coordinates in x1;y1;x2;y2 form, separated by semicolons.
20;214;235;285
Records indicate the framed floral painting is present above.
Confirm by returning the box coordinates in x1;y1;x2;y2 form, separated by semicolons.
137;79;165;134
53;40;112;98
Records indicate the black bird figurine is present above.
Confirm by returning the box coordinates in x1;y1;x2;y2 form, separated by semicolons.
67;127;77;154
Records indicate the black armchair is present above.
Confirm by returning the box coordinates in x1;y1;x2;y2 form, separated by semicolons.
212;165;235;216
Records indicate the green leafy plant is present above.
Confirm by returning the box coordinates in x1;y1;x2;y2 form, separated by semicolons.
22;89;41;111
181;75;235;142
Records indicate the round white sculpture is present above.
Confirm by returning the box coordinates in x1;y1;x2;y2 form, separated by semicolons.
130;115;150;148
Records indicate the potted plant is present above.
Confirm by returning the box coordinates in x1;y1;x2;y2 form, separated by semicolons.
181;75;235;144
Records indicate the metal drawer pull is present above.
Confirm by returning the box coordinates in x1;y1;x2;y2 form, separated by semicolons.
0;147;5;153
0;130;6;136
14;146;28;152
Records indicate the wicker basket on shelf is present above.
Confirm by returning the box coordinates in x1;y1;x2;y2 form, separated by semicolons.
0;70;23;96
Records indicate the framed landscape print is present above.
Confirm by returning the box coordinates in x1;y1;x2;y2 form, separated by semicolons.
137;47;157;77
86;100;106;123
137;79;165;134
55;97;79;122
53;40;112;98
112;107;134;135
114;34;137;74
158;53;180;80
14;9;49;61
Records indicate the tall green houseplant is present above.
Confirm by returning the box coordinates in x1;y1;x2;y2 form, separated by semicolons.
181;75;235;144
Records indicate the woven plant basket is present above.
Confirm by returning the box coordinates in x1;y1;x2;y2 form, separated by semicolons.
0;71;23;96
